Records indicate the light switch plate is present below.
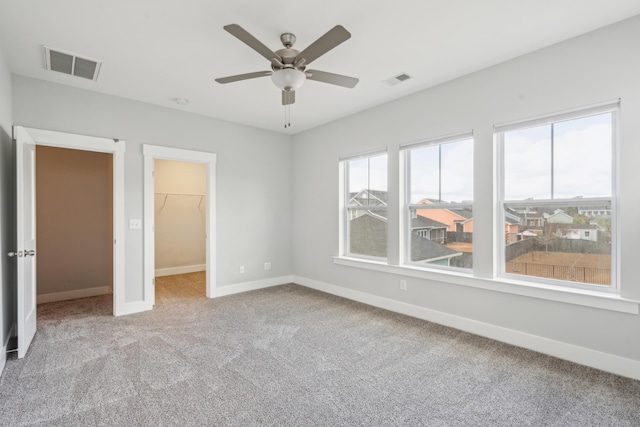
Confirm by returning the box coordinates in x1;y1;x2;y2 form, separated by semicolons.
129;219;142;229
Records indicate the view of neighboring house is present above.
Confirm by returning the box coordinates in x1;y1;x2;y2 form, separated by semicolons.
348;190;387;220
411;215;447;243
349;211;461;265
555;224;599;242
545;209;573;224
417;198;519;236
415;199;472;232
578;206;611;216
350;193;608;267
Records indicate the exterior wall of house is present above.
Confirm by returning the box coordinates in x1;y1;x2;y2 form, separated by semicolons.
547;212;573;224
0;44;14;372
415;208;464;232
13;76;293;303
505;223;518;234
292;16;640;372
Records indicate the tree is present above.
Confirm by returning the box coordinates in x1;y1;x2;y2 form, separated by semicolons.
572;214;589;225
597;217;611;231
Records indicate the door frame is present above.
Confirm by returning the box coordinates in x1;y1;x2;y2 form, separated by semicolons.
142;145;217;304
17;127;126;316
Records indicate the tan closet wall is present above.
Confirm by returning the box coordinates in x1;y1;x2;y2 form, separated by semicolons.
154;159;206;275
36;146;113;301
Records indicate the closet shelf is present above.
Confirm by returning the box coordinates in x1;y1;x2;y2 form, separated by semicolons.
155;192;206;210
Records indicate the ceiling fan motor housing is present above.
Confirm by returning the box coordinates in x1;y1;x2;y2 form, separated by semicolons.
280;33;296;48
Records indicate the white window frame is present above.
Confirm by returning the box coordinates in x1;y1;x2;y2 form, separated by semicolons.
401;131;473;272
496;101;619;292
339;149;388;261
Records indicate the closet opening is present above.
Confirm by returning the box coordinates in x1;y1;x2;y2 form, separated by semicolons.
35;146;114;306
153;159;207;302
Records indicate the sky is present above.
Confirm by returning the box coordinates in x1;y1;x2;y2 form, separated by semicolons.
504;113;611;200
347;112;612;204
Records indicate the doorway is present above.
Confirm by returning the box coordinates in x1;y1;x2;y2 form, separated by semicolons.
14;126;125;358
153;159;206;300
142;145;217;306
35;146;113;304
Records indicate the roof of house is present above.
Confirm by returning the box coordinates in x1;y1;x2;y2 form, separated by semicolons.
448;207;473;219
349;189;388;206
410;233;460;262
566;224;598;230
505;211;521;224
411;215;448;229
349;213;459;262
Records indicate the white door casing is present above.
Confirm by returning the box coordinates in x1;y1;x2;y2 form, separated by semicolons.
14;126;128;329
14;126;37;359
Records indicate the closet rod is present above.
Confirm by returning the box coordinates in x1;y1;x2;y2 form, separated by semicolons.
154;192;205;197
156;192;206;210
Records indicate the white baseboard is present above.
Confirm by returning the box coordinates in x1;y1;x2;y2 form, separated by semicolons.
293;275;640;381
37;286;110;305
211;275;293;298
155;264;206;277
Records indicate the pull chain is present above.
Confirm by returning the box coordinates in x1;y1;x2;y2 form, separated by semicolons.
284;104;292;128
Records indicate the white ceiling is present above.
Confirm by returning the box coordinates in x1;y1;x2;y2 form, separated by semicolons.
1;1;639;134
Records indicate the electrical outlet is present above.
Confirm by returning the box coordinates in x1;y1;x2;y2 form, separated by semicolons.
264;262;271;270
400;280;407;291
240;266;245;274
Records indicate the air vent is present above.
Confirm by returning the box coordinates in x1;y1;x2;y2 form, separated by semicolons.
382;72;412;87
43;46;101;81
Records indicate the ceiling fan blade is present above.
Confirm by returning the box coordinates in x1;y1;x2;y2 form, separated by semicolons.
224;24;279;62
215;71;272;84
296;25;351;66
306;70;359;88
282;90;295;105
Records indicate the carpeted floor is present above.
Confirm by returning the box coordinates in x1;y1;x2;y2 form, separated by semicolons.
1;272;639;426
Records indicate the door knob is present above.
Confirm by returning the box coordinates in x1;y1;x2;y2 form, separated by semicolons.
25;250;35;257
8;251;23;257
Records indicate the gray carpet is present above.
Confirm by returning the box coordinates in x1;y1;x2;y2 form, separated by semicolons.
1;273;639;426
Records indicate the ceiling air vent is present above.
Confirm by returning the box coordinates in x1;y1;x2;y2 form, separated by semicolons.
43;46;102;81
383;72;412;87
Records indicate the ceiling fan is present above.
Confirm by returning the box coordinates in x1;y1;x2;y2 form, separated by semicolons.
215;24;359;107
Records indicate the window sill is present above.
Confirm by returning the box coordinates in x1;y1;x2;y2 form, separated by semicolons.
333;256;639;314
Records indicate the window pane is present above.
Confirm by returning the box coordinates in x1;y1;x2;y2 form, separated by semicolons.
409;145;439;203
503;125;552;200
440;139;473;203
410;207;472;268
348;154;387;206
409;139;473;204
349;209;387;258
504;203;611;287
553;113;612;198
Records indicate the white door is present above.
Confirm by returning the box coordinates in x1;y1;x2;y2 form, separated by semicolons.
14;126;37;358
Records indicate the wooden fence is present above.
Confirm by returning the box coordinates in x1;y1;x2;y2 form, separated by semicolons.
505;262;610;285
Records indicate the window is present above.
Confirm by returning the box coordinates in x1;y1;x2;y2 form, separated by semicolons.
402;133;473;270
498;103;617;289
342;151;388;260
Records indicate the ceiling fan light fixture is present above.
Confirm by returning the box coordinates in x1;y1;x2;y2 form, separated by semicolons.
271;68;306;91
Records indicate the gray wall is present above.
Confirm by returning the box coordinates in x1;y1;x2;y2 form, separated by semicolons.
291;16;640;362
0;46;14;360
13;77;293;302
